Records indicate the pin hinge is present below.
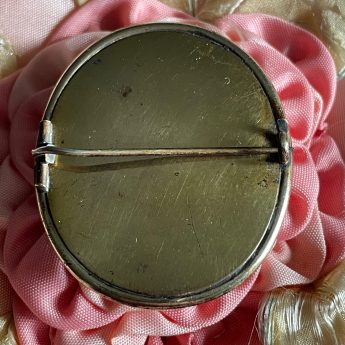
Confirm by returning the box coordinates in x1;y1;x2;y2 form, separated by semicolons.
34;120;55;192
277;119;292;166
39;120;53;145
34;160;50;193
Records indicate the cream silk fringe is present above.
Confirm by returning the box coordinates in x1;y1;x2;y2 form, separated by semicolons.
258;260;345;345
0;34;17;78
0;314;18;345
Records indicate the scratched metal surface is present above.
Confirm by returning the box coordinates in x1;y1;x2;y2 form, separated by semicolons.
47;31;280;296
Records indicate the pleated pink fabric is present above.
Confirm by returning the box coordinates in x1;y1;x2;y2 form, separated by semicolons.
0;1;344;344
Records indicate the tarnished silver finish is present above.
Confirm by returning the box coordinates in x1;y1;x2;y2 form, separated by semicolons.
34;120;55;192
34;162;50;193
34;23;292;308
40;120;53;145
277;119;291;165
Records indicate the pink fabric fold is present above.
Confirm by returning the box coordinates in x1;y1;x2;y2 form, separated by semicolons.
0;0;75;65
0;1;344;344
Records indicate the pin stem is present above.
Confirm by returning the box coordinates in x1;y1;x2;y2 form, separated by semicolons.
32;145;278;158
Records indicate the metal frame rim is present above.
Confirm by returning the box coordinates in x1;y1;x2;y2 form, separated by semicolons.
35;22;292;308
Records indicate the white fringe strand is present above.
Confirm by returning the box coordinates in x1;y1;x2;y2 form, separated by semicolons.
258;260;345;345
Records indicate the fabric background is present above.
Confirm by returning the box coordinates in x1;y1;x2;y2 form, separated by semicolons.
0;0;344;344
158;0;345;76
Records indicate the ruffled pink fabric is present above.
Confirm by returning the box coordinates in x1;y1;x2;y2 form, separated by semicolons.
0;1;344;344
